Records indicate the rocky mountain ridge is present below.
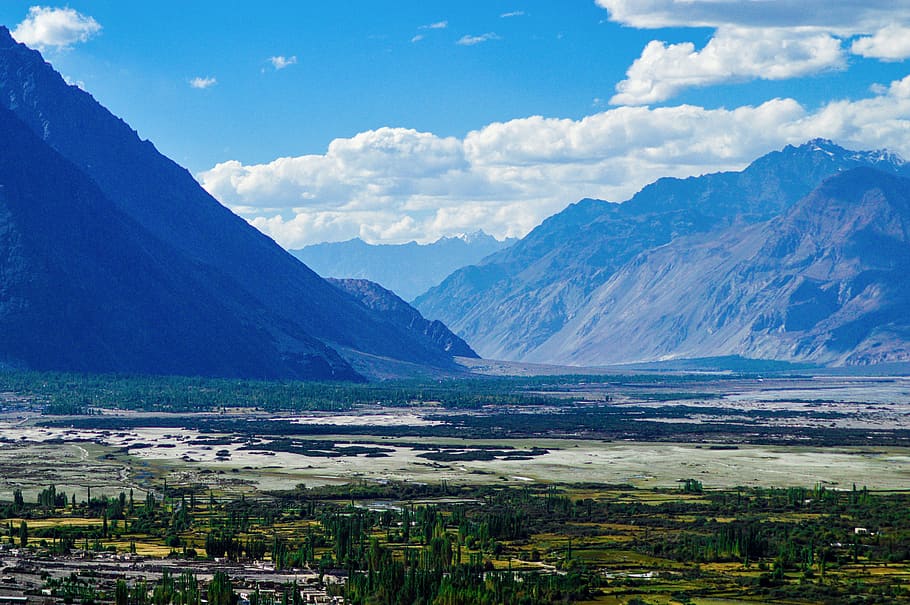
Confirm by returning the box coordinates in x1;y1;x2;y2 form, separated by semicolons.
328;278;478;359
415;139;910;365
530;168;910;366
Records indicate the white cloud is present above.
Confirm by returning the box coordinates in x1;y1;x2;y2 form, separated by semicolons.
63;74;86;90
200;75;910;249
597;0;910;105
457;33;501;46
12;6;101;50
869;82;888;95
611;27;846;105
594;0;910;32
500;11;526;18
413;20;446;42
852;25;910;61
201;127;470;212
269;55;297;70
189;76;217;89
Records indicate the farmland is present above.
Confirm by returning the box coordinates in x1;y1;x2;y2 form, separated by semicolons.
0;370;908;603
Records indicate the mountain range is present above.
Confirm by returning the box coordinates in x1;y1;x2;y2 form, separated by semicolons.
292;233;513;301
530;168;910;366
416;139;910;366
0;26;467;380
3;23;909;374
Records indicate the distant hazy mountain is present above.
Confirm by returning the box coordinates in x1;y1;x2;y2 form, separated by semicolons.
328;279;478;358
292;233;513;301
530;168;910;366
415;139;910;363
0;26;468;379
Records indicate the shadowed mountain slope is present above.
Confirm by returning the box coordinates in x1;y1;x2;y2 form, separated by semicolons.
328;279;478;359
0;27;467;378
0;104;357;378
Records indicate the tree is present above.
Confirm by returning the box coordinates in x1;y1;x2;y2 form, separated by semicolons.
18;520;27;548
153;571;175;605
207;572;236;605
115;580;129;605
175;572;200;605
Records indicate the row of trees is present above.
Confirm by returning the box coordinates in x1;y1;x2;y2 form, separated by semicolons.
4;369;602;415
10;479;910;604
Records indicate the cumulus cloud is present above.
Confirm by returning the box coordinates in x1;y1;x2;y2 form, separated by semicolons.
852;25;910;61
410;34;425;43
597;0;910;105
269;55;297;70
611;27;846;105
500;11;526;18
12;6;101;50
189;76;217;89
203;127;469;206
457;33;501;46
200;76;910;248
594;0;910;32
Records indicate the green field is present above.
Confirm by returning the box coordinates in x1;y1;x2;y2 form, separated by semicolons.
1;369;910;603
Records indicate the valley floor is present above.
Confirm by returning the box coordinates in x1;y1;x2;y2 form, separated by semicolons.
0;371;908;603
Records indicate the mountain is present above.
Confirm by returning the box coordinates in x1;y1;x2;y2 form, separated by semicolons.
0;27;467;379
327;279;478;359
292;233;513;301
415;139;910;361
0;103;356;378
529;168;910;366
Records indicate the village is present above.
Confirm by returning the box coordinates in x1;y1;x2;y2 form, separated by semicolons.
0;544;343;605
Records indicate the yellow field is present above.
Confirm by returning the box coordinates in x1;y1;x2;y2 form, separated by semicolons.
7;516;102;528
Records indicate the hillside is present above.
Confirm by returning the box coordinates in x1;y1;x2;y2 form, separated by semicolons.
328;279;478;359
0;104;357;378
530;168;910;366
0;26;468;379
416;139;910;362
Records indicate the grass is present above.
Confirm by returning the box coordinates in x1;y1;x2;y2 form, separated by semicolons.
106;540;174;557
8;516;103;528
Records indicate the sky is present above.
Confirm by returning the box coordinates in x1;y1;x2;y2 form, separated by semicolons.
2;2;910;248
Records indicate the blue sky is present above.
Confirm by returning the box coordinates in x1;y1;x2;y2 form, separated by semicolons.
3;2;910;247
3;2;654;170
